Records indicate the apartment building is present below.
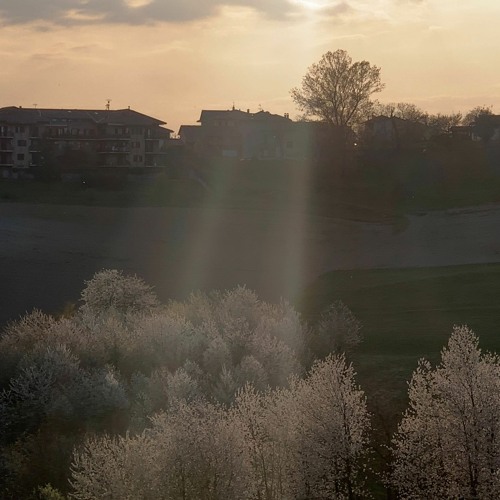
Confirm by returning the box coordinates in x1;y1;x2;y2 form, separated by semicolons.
0;106;173;170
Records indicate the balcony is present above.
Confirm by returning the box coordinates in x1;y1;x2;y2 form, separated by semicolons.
98;146;131;153
44;133;100;140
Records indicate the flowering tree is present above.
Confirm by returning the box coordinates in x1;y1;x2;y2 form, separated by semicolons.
71;432;160;500
293;354;371;499
232;384;297;499
71;400;250;500
80;269;159;319
310;301;362;360
0;345;129;439
0;271;368;498
152;401;250;500
391;326;500;498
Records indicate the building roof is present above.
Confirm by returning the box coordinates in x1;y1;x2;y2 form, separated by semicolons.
0;106;168;127
197;108;291;123
251;110;291;122
198;109;249;122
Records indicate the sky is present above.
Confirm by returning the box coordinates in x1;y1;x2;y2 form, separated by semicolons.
0;0;499;133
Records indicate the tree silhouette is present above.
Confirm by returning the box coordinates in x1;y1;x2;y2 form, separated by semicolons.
291;49;384;130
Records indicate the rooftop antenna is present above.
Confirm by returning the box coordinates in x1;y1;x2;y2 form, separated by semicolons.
105;99;112;111
33;103;37;109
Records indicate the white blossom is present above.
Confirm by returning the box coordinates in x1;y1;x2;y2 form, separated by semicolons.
391;326;500;499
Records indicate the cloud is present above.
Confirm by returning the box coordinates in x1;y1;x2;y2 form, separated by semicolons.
322;2;356;18
0;0;295;26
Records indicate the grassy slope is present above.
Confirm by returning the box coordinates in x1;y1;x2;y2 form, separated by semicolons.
0;177;207;207
0;162;398;224
298;263;500;396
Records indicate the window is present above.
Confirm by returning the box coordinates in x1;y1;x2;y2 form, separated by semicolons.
17;139;27;147
286;140;294;149
17;153;25;161
15;126;25;133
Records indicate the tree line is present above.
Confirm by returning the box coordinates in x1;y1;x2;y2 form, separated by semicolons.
291;48;494;136
1;270;499;498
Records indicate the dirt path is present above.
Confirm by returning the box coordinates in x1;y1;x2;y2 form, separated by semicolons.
2;202;500;327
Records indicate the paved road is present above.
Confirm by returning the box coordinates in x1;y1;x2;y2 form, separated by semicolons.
2;202;500;327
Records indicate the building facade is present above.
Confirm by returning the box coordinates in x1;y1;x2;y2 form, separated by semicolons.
0;106;173;170
180;108;327;160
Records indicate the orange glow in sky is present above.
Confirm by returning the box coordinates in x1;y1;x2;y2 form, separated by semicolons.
0;0;499;132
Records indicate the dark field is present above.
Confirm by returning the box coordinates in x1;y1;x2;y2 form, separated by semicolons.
300;263;500;405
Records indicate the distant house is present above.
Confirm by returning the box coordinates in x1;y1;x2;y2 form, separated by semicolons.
472;114;500;143
180;107;334;160
0;106;173;171
178;125;202;154
362;115;437;150
450;125;473;140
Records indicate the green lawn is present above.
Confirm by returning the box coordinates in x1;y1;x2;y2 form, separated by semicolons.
0;177;207;207
298;263;500;398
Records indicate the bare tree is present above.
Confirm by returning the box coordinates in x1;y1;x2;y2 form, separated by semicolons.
426;112;463;133
374;101;427;123
291;49;384;130
462;105;494;126
391;326;500;499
